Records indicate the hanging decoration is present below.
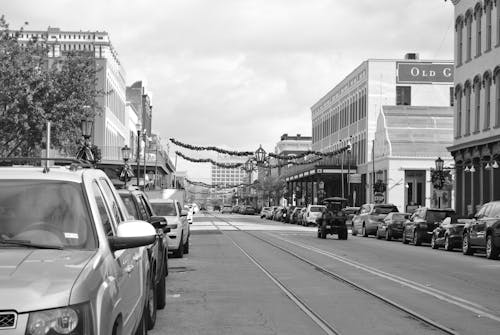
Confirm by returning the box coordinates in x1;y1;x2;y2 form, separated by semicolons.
176;151;245;168
185;177;257;189
170;138;253;156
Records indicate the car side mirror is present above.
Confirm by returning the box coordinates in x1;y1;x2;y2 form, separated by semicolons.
149;216;167;229
108;220;157;252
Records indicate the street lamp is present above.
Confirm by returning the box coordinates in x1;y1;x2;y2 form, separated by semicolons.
76;117;95;163
435;157;444;171
135;123;141;187
255;145;266;165
120;145;134;188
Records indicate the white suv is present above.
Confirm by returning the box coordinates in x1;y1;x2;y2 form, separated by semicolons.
0;160;157;335
304;205;327;226
150;199;190;258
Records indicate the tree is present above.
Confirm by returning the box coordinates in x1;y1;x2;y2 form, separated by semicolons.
256;175;287;205
0;15;103;157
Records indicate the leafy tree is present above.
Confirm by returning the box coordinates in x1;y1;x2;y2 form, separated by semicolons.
0;15;102;157
256;175;287;205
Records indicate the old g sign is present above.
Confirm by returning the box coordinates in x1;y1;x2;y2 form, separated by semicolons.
396;62;454;84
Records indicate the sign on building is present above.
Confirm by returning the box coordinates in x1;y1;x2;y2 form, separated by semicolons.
396;62;454;84
349;174;361;183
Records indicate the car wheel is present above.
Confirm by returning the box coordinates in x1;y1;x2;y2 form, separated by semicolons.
486;235;500;259
402;229;409;244
444;235;453;251
462;232;474;255
385;229;391;241
431;235;438;249
362;225;368;237
134;306;147;335
184;237;189;254
146;275;157;330
173;234;184;258
413;231;422;246
157;265;166;310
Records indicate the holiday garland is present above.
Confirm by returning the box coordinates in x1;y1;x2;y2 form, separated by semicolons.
176;151;245;168
170;138;253;156
185;177;257;189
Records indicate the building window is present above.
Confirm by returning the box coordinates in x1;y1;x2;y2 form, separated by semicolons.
466;12;472;61
457;18;464;65
497;1;500;46
484;74;491;130
496;70;500;127
456;87;463;138
474;78;481;133
465;83;471;135
396;86;411;105
475;7;482;57
450;87;454;106
486;1;492;51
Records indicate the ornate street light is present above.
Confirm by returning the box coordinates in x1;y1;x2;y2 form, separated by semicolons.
81;118;93;139
255;145;266;165
76;117;95;163
120;145;134;188
435;157;444;171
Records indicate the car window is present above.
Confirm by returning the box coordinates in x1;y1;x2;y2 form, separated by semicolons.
176;201;182;215
120;194;139;220
140;195;154;218
373;206;398;214
309;206;324;212
487;203;500;218
427;211;454;223
92;182;116;237
0;180;96;249
151;202;177;216
389;213;407;221
134;195;149;220
99;178;124;224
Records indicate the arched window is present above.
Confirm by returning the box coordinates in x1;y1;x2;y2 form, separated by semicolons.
465;10;473;62
497;0;500;46
473;75;482;133
483;71;492;129
485;0;493;50
475;3;483;57
495;66;500;127
465;81;471;135
456;16;464;65
456;85;463;138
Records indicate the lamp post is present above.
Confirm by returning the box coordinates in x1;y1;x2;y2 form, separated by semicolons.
120;145;131;188
136;125;141;187
346;137;352;202
255;145;266;165
142;129;148;190
76;117;95;164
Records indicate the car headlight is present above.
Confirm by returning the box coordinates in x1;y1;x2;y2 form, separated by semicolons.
26;303;92;335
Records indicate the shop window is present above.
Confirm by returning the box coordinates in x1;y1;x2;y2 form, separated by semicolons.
396;86;411;106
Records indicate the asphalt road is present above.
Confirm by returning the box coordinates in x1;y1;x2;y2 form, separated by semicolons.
151;213;500;335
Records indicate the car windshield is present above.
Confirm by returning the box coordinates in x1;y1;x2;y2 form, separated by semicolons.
374;206;398;214
151;202;177;216
309;206;323;212
120;194;139;219
0;180;96;249
389;213;407;221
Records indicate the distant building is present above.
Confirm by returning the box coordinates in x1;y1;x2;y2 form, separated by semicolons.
448;0;500;216
283;53;454;206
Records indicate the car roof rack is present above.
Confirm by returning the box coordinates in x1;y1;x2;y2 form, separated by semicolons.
0;157;93;171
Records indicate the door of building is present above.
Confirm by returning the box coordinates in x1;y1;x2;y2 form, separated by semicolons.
405;170;426;212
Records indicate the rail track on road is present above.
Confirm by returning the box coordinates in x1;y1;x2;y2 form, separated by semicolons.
206;213;459;335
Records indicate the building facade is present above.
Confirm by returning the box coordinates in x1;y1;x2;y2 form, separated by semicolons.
449;0;500;216
283;54;454;207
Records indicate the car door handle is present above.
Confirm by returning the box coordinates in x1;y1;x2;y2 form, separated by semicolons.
124;264;135;274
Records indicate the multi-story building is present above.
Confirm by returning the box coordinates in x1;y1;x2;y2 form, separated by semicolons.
283;54;454;207
211;154;249;205
448;0;500;216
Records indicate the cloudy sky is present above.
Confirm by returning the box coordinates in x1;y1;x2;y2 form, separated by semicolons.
3;0;454;181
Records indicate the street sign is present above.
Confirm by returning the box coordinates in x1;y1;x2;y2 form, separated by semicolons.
349;174;361;183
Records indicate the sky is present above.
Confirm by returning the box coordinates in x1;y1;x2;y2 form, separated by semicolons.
2;0;454;181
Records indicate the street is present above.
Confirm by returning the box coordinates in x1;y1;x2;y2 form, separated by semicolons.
152;213;500;335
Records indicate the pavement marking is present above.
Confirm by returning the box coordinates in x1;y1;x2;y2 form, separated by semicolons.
271;234;500;323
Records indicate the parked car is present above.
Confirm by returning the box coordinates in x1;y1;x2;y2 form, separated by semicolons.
376;212;411;240
150;199;190;258
304;204;327;226
221;205;233;214
317;197;349;239
232;205;241;213
267;206;279;220
343;206;360;227
352;203;399;237
118;189;169;312
213;204;221;211
273;206;286;221
260;206;272;218
297;207;308;225
462;201;500;259
290;207;304;224
0;159;157;335
242;205;256;215
431;214;468;251
402;207;455;246
284;206;296;223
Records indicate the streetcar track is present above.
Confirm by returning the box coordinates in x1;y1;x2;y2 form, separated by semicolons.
206;214;459;335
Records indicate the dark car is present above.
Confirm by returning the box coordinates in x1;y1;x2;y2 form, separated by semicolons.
273;206;286;221
462;201;500;259
317;197;349;240
402;207;455;246
352;203;399;237
290;207;303;224
242;205;256;215
431;214;468;251
118;189;170;315
284;206;295;223
376;212;411;240
213;204;221;211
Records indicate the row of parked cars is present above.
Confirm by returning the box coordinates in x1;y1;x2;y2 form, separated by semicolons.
260;205;326;226
220;204;256;215
348;202;500;260
0;158;191;334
